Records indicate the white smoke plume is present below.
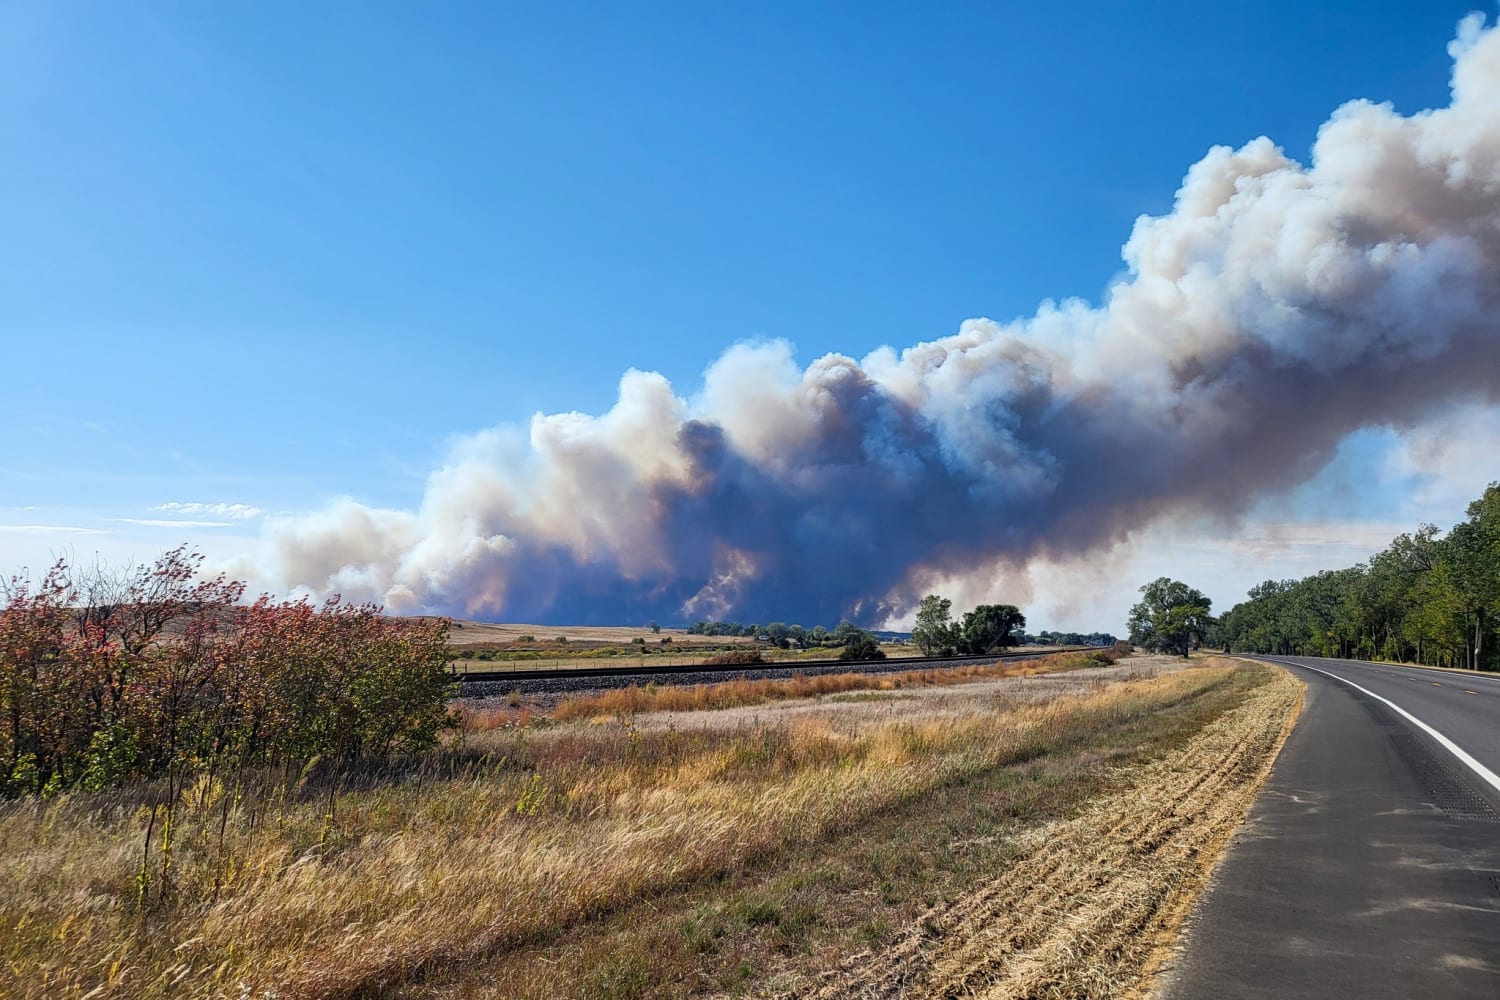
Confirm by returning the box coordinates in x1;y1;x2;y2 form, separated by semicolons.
257;13;1500;625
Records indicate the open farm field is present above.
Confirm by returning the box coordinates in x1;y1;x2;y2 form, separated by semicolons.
443;622;1063;673
1;653;1298;999
444;620;941;672
445;643;935;673
445;621;744;647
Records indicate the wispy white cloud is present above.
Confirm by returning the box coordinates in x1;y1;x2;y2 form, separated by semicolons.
113;518;236;529
1378;403;1500;516
151;502;264;520
0;525;106;535
1197;520;1416;561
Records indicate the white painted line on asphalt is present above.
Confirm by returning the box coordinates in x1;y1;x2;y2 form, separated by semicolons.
1280;659;1500;798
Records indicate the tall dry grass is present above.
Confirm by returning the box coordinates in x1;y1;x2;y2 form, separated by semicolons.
546;644;1130;722
2;658;1229;999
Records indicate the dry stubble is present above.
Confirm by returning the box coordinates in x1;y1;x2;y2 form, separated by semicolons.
775;657;1302;1000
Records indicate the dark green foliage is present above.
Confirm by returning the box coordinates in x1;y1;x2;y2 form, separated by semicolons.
838;633;884;661
957;604;1026;654
1028;630;1119;646
1216;483;1500;670
1129;579;1213;657
686;618;875;651
911;595;955;655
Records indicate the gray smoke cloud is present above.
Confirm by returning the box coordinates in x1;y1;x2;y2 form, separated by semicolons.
256;13;1500;625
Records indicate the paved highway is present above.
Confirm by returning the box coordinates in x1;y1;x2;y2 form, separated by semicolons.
1159;656;1500;999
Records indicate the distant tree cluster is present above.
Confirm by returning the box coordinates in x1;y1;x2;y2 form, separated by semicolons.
687;620;766;638
910;596;1027;656
0;547;454;799
1025;630;1119;647
1216;484;1500;669
685;619;884;655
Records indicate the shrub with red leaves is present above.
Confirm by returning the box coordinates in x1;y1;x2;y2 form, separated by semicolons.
0;547;452;797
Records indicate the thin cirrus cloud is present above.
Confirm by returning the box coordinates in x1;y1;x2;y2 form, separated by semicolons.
112;518;238;529
0;525;106;535
152;502;265;520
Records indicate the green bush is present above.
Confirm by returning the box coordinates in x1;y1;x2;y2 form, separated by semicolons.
838;634;885;661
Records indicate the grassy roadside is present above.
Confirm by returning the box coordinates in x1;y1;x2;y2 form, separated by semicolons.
412;658;1299;999
0;657;1296;999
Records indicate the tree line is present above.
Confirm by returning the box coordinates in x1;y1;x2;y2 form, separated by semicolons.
685;619;883;652
0;547;453;799
1215;484;1500;670
1029;630;1119;647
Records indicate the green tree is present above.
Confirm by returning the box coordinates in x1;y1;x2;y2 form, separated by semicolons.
832;621;861;646
766;622;791;649
958;604;1026;654
838;631;884;661
1444;485;1500;668
911;594;955;655
1128;578;1213;657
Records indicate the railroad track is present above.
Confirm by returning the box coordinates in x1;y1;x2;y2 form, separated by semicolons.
451;646;1093;684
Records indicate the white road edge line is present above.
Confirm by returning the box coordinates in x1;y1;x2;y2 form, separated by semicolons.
1275;658;1500;797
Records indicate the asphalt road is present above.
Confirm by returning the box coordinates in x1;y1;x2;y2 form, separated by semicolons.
1159;656;1500;999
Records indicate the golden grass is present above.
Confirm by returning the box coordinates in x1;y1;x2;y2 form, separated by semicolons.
0;658;1287;999
547;647;1119;722
782;657;1302;999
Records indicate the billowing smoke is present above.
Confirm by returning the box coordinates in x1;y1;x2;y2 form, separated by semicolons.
258;14;1500;625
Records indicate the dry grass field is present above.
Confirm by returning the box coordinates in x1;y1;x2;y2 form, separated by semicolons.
445;621;737;647
443;620;932;673
443;620;1058;673
0;654;1298;999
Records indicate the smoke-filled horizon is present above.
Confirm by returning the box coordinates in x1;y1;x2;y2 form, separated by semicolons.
252;14;1500;627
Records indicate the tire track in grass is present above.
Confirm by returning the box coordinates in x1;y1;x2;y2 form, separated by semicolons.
780;663;1302;1000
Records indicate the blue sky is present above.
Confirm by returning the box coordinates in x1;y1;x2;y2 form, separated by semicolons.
2;1;1493;627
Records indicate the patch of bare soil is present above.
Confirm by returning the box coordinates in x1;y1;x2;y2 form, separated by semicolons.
775;660;1303;1000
